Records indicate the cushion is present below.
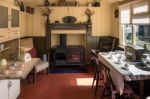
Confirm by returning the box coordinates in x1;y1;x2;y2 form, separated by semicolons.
35;60;49;73
27;48;37;58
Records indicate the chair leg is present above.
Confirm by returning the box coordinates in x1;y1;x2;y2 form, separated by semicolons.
92;71;97;88
27;76;31;85
32;68;36;83
95;72;99;96
46;67;49;75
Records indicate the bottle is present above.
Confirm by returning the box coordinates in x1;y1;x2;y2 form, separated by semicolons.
44;0;50;6
20;1;25;12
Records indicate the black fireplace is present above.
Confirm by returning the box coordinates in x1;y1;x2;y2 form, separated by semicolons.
51;45;85;66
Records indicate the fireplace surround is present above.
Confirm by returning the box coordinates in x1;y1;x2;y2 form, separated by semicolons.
51;45;85;66
46;23;92;68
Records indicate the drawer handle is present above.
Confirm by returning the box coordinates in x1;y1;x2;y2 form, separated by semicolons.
8;81;12;89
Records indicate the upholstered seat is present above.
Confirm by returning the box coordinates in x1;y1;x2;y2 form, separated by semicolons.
20;38;49;83
35;61;49;73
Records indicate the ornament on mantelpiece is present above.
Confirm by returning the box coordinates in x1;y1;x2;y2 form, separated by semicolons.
42;7;53;24
44;0;50;6
85;8;95;23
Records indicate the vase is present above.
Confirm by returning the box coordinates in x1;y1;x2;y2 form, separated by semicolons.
46;15;50;24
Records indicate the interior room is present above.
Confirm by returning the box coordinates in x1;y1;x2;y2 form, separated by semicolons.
0;0;150;99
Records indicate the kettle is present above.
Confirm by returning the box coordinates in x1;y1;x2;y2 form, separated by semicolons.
0;58;7;67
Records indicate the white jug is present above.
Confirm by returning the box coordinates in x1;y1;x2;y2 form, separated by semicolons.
0;58;7;67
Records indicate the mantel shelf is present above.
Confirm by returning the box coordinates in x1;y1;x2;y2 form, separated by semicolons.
46;23;92;30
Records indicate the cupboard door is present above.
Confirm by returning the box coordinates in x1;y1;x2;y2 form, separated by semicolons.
8;80;20;99
0;80;9;99
0;1;9;30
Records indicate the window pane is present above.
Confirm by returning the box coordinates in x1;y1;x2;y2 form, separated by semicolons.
120;6;130;24
134;25;150;50
133;2;149;14
132;17;149;24
122;25;133;45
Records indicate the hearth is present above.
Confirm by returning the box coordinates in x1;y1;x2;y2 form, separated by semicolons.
51;45;85;66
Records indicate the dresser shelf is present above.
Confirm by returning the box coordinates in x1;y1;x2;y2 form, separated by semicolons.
0;47;10;53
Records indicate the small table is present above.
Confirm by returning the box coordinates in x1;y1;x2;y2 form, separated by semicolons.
98;52;150;99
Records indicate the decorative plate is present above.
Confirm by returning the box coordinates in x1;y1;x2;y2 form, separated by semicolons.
62;16;77;23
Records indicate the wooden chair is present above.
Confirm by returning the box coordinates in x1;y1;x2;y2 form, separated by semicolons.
20;38;49;83
97;37;116;52
91;50;104;96
101;63;134;99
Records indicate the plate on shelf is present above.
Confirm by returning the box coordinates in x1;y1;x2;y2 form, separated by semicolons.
62;16;77;23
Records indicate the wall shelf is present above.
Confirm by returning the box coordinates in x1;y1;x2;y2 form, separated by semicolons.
0;47;10;53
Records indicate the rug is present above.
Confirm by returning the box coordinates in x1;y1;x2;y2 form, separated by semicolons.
50;67;88;73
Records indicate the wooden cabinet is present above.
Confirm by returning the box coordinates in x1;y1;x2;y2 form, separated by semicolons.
0;79;20;99
20;12;26;37
0;0;20;43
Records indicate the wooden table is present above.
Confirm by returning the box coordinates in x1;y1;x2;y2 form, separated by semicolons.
98;52;150;99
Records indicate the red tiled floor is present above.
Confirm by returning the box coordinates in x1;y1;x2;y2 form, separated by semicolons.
19;73;109;99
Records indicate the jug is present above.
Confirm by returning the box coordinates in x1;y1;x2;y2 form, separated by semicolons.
0;58;7;67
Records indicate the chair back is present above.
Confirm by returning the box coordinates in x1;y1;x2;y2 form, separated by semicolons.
98;37;116;52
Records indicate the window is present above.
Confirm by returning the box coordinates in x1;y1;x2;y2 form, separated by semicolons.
120;6;130;24
133;1;149;14
134;25;150;49
122;25;133;45
119;0;150;48
133;2;148;14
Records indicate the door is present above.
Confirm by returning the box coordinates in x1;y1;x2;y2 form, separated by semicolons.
8;80;20;99
0;80;9;99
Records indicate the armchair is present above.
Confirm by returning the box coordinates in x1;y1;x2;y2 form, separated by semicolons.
20;38;49;83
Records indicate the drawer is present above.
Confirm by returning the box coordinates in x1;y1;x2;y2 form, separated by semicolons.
0;33;9;43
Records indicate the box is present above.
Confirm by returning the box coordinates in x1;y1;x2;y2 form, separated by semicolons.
26;6;34;14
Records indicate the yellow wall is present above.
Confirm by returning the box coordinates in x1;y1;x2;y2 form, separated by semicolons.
110;3;119;38
25;0;111;37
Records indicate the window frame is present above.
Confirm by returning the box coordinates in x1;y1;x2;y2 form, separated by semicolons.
119;0;150;46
